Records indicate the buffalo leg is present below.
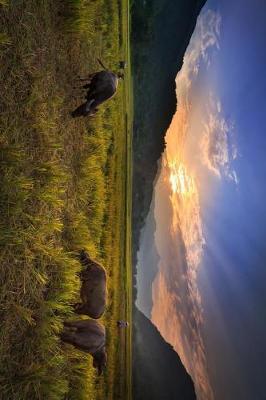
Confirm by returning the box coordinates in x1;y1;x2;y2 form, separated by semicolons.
64;319;90;329
61;329;77;344
74;303;87;315
78;73;96;81
64;320;79;328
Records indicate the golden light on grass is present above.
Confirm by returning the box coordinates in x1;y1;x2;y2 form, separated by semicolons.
0;0;130;398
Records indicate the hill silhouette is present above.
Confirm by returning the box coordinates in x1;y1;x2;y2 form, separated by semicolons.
132;0;207;279
133;306;196;400
132;1;207;398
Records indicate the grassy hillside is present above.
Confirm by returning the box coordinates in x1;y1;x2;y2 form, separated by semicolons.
0;1;131;399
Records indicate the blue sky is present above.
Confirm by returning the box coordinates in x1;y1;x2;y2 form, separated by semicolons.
199;1;266;398
136;1;266;399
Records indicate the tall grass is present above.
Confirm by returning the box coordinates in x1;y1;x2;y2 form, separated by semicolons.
64;0;100;36
0;0;9;45
0;32;10;45
0;0;129;399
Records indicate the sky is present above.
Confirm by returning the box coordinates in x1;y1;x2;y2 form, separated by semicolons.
136;1;266;399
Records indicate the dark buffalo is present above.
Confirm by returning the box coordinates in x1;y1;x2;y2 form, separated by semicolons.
61;319;107;375
71;67;123;117
74;250;107;319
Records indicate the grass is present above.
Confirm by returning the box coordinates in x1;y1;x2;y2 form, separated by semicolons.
0;0;9;45
0;0;132;399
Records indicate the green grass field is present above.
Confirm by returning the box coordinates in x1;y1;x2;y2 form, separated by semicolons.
0;1;132;399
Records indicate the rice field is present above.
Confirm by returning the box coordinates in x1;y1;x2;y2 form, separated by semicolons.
0;0;132;399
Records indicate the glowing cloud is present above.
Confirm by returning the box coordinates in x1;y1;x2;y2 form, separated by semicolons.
176;9;221;94
150;9;230;400
169;162;197;197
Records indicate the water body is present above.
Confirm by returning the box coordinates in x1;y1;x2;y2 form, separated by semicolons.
136;1;266;399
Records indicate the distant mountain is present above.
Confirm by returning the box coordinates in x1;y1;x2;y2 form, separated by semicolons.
131;0;207;277
133;306;196;400
131;1;206;398
135;191;160;317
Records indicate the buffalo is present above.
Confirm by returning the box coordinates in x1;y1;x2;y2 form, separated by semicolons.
74;250;107;319
61;319;107;375
71;60;123;117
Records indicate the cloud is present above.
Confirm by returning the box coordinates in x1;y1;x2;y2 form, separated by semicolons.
176;9;221;94
201;93;239;184
150;9;225;400
152;263;214;400
152;118;214;398
145;7;239;400
172;7;238;186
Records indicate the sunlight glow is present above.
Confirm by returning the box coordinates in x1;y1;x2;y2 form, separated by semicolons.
150;9;229;400
169;162;196;197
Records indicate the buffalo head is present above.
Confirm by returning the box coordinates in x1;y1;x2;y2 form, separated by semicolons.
71;99;99;118
93;347;107;376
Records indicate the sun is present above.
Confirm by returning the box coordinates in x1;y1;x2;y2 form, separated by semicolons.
169;162;196;197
